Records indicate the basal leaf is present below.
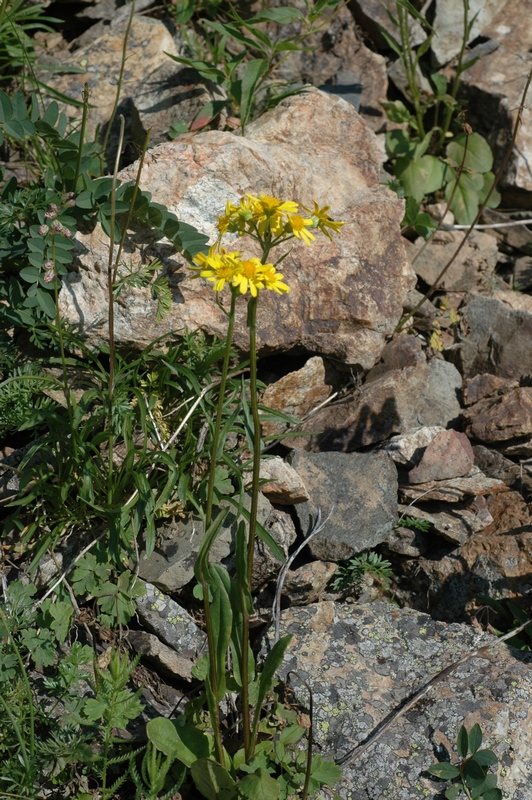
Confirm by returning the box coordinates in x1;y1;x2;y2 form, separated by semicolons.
445;171;483;225
190;758;236;800
396;154;446;201
447;132;493;174
238;768;279;800
146;717;180;758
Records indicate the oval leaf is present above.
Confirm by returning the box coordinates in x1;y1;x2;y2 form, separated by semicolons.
428;763;461;780
396;154;446;201
447;132;493;174
146;717;179;758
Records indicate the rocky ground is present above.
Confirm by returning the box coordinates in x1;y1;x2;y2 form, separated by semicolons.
3;0;532;797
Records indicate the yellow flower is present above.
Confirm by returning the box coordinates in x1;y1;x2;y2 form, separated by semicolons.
302;201;345;240
287;214;316;246
190;247;242;292
260;265;290;295
246;193;299;237
231;257;266;298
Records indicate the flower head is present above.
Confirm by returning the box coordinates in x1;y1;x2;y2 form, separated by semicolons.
302;201;345;241
232;258;267;298
287;214;316;246
246;194;299;238
259;265;290;295
190;247;242;292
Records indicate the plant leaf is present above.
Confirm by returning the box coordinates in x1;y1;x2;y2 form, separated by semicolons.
238;768;279;800
190;758;237;800
457;725;469;758
428;763;461;780
447;132;493;174
395;154;446;201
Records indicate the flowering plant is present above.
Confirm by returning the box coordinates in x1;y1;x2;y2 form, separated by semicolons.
186;192;343;798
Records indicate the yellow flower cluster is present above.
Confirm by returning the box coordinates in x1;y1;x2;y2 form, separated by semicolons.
217;193;344;245
191;247;289;298
190;193;344;297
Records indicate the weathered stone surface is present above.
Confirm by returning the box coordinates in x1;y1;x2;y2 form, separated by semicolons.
395;500;494;546
252;506;297;591
305;355;461;451
462;373;515;406
45;13;178;140
407;229;499;291
126;630;196;681
282;561;338;606
60;90;414;369
290;450;398;560
138;494;272;593
463;386;532;444
268;601;532;800
138;515;232;593
431;0;508;66
258;457;309;505
133;61;226;146
135;582;206;656
261;356;342;439
382;426;445;466
408;429;475;484
459;294;532;379
474;444;532;500
261;2;388;131
403;499;532;624
461;0;532;203
493;288;532;314
400;466;507;503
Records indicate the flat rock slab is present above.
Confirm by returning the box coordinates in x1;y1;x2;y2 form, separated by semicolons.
459;294;532;379
407;229;499;292
269;601;532;800
290;450;398;560
135;581;206;657
60;90;414;370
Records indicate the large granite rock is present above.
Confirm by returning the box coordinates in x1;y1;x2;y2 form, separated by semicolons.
60;89;414;369
268;601;532;800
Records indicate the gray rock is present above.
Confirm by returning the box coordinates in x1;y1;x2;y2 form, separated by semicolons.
267;601;532;800
138;515;232;594
126;630;197;681
459;294;532;379
290;450;398;561
135;581;206;656
138;494;273;594
417;358;462;428
431;0;507;66
407;229;499;292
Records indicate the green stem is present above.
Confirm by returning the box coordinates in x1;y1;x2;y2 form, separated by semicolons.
100;0;135;165
73;83;90;192
241;294;262;762
201;291;237;768
106;115;125;506
245;295;261;588
399;5;425;138
52;237;76;455
437;0;469;150
204;292;237;530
